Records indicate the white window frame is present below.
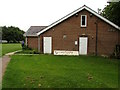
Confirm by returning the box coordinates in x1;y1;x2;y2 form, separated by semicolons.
81;15;87;27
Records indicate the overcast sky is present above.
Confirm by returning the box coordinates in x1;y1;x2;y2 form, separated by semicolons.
0;0;108;31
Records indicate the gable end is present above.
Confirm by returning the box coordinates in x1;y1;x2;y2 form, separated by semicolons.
37;5;120;36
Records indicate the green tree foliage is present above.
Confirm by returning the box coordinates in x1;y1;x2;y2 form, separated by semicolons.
2;26;25;43
102;2;120;26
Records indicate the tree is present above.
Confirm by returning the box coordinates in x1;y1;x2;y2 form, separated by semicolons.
101;2;120;26
2;26;25;43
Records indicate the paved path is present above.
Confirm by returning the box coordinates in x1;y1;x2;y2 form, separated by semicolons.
0;56;11;85
1;50;39;78
0;55;11;89
15;54;39;55
1;55;11;77
5;50;22;56
0;50;22;89
0;50;39;81
1;50;22;78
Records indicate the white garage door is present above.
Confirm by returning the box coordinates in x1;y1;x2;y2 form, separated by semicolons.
43;37;52;54
79;37;88;55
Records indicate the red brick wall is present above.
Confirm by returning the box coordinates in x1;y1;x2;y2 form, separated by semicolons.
98;20;119;55
27;37;38;51
27;9;119;56
39;10;119;56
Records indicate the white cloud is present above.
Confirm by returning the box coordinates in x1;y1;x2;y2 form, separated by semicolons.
0;0;108;31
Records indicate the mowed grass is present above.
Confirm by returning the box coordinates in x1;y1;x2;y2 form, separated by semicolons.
2;43;22;55
2;55;118;88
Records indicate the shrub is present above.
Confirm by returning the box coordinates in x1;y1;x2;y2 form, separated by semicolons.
22;45;32;50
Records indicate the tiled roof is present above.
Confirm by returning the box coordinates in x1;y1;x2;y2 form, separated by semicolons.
24;26;47;36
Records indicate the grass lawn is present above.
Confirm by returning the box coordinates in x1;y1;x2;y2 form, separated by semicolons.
2;55;118;88
2;43;22;55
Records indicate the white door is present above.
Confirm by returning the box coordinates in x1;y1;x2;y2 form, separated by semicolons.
79;37;88;55
43;37;52;54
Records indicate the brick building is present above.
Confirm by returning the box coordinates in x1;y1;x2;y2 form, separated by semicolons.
24;5;120;56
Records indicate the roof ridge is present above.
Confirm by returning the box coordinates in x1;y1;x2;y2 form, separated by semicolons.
36;5;120;36
24;26;48;36
31;26;47;27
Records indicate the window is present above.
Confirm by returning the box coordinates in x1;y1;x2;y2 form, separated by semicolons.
81;15;87;27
